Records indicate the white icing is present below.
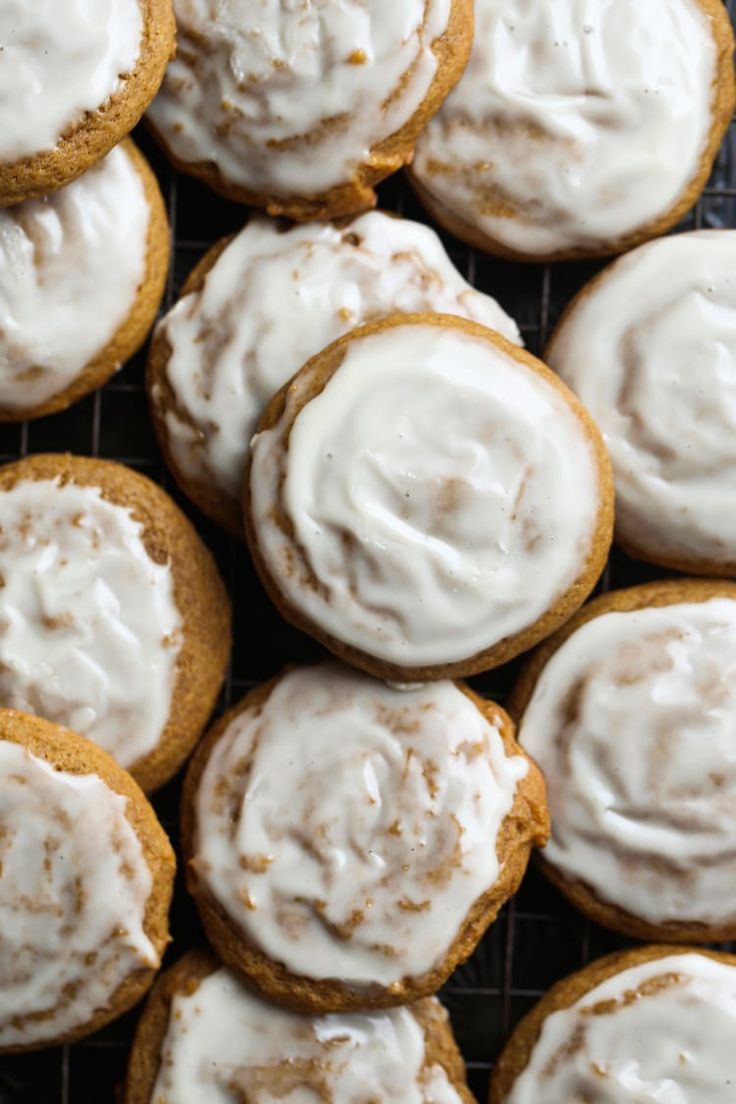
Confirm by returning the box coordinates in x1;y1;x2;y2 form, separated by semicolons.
412;0;717;256
0;479;182;772
519;598;736;927
156;211;520;505
249;322;601;668
151;966;463;1103
148;0;451;197
507;953;736;1103
0;0;143;161
547;230;736;568
0;739;157;1047
193;663;527;987
0;145;150;413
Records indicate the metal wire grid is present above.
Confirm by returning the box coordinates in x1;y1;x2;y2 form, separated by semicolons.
1;9;736;1097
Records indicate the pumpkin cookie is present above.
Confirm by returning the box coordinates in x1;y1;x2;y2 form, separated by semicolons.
0;141;168;421
512;578;736;943
124;951;475;1103
0;708;174;1052
547;230;736;574
149;211;520;537
147;0;473;220
0;454;231;792
181;663;548;1012
245;313;613;681
410;0;735;262
0;0;175;206
490;945;736;1103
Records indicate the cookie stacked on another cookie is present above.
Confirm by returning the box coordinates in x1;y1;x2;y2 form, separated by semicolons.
149;211;520;536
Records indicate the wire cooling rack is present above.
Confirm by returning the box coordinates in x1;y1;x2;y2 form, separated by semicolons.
1;8;736;1098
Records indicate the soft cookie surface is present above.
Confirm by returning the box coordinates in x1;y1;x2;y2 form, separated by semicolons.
247;317;609;677
149;0;453;208
412;0;730;258
145;963;467;1103
0;737;158;1048
0;0;142;163
518;586;736;936
190;663;529;990
548;230;736;572
0;478;182;772
500;952;736;1103
0;145;150;415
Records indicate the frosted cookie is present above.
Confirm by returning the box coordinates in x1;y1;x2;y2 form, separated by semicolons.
0;454;231;793
124;951;475;1104
410;0;735;262
147;0;473;220
511;578;736;942
0;1;175;206
0;708;174;1052
547;230;736;574
490;946;736;1104
181;663;548;1012
245;314;614;681
149;212;521;537
0;141;169;422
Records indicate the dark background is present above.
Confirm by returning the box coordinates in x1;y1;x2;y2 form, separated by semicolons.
1;5;735;1099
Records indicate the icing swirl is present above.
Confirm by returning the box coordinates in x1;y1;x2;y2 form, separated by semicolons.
507;953;736;1103
151;966;463;1103
547;230;736;569
249;320;603;670
519;596;736;927
192;663;528;987
412;0;718;256
0;738;157;1048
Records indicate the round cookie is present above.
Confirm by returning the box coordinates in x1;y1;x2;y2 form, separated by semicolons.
511;578;736;943
410;0;735;262
490;945;736;1103
124;951;475;1104
146;0;473;220
0;141;169;422
149;211;521;537
0;708;174;1052
181;662;549;1012
547;230;736;575
245;313;614;681
0;454;231;792
0;0;175;206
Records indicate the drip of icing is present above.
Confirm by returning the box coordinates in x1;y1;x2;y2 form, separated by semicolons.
0;0;143;161
0;739;157;1048
519;598;736;926
249;322;601;667
155;211;520;503
547;230;736;567
507;953;736;1103
151;966;463;1103
148;0;451;195
0;479;182;771
193;663;527;986
412;0;716;255
0;146;150;412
